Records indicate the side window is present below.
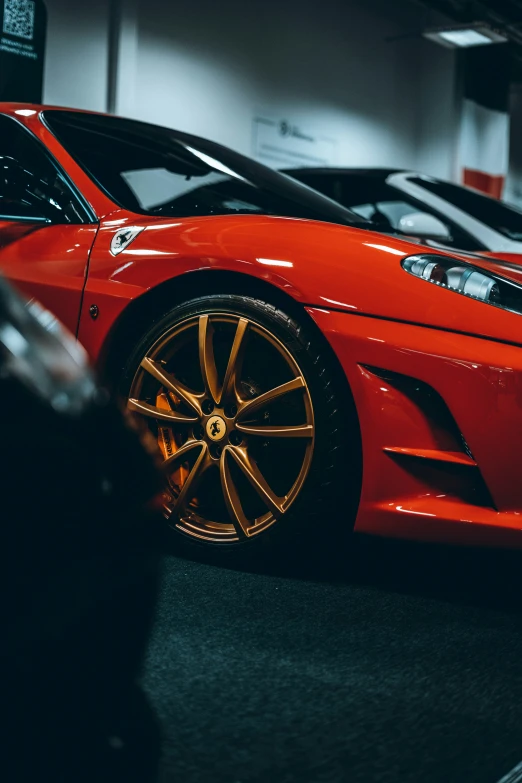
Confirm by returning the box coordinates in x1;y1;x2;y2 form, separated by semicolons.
0;116;85;224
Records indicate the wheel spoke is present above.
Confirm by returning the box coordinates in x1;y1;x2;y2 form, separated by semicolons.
128;398;198;423
219;450;250;538
237;377;305;420
173;441;209;513
220;318;249;405
140;357;202;415
225;445;284;518
162;438;204;473
235;423;313;439
198;315;220;404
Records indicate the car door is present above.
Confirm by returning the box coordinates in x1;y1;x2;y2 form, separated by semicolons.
0;114;98;336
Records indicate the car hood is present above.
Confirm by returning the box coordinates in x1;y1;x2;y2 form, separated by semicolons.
99;213;522;347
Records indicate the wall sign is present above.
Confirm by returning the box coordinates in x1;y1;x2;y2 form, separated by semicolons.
0;0;47;102
253;116;338;168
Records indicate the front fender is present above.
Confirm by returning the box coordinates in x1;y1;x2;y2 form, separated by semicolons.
78;213;522;363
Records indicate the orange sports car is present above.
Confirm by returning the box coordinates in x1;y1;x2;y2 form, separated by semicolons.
2;104;522;556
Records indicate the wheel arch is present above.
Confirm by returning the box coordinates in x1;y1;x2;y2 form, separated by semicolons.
98;268;352;405
101;265;363;544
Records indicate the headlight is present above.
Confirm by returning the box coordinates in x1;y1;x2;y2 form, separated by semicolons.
402;254;522;314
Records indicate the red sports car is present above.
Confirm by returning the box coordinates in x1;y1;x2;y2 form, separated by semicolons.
2;104;522;556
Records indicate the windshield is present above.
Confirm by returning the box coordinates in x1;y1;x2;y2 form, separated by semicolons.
42;111;368;228
410;177;522;242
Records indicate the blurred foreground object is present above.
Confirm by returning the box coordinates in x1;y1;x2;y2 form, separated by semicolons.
0;276;162;782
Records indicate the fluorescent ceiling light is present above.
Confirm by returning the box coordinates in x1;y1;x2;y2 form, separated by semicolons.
439;30;492;47
423;23;508;49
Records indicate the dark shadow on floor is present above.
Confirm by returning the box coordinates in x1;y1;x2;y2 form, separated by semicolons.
161;533;522;613
348;535;522;612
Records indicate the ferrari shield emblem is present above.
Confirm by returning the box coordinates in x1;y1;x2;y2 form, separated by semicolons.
110;226;145;256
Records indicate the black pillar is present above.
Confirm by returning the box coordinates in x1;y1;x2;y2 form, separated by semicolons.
0;0;47;102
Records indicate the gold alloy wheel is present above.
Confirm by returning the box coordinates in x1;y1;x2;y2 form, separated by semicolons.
128;313;315;543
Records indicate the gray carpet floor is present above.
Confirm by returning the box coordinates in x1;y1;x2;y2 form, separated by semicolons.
143;536;522;783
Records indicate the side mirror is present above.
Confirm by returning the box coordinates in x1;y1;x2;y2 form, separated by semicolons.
397;211;452;241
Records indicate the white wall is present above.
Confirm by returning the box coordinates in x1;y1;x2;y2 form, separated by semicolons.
504;85;522;206
43;0;110;112
131;0;458;174
414;38;460;180
42;0;459;179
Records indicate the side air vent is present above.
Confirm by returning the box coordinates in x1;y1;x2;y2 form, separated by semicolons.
382;447;477;467
361;365;495;509
362;365;473;458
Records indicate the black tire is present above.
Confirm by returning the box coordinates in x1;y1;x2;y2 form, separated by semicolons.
120;294;362;561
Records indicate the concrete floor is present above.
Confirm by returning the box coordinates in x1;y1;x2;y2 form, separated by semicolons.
143;536;522;783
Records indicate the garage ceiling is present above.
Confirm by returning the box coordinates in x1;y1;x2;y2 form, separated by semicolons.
413;0;522;77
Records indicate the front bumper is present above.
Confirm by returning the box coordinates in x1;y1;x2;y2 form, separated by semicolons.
307;307;522;548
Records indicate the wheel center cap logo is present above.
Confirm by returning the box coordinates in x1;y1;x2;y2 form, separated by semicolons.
206;415;226;442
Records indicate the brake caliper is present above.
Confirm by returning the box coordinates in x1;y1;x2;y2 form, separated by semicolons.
156;391;188;491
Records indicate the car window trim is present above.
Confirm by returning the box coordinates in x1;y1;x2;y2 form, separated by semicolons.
0;213;52;224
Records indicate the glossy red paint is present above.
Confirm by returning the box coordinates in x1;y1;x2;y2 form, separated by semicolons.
0;221;97;333
480;252;522;265
3;104;522;548
76;214;522;359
